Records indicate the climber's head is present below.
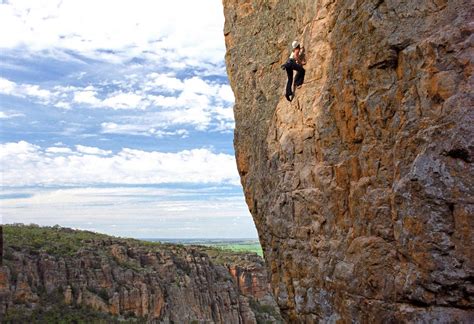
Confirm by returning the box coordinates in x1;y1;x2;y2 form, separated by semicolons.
292;41;300;50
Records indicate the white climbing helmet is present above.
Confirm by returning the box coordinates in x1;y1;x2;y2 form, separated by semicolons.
292;40;300;49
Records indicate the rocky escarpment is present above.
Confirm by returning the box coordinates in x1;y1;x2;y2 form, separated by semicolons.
0;225;282;323
223;0;473;322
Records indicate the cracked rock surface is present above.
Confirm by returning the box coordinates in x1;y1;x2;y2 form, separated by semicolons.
1;225;282;323
223;0;473;322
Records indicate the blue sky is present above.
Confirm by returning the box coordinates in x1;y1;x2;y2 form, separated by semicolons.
0;0;257;238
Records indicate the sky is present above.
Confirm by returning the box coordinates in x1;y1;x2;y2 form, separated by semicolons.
0;0;258;238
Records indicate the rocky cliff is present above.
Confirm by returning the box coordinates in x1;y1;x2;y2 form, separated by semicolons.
223;0;473;322
0;225;282;323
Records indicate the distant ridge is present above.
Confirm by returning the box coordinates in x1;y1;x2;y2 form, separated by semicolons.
0;224;281;323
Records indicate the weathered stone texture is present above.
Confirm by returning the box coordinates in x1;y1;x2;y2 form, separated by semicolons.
1;233;281;323
223;0;473;322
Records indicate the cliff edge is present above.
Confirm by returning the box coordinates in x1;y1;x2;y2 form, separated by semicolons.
223;0;473;322
0;225;282;323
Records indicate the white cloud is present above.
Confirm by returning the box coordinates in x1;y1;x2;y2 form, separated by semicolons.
157;129;188;138
71;86;152;110
140;75;235;131
0;141;39;158
46;147;74;154
146;73;184;93
166;105;212;131
183;77;215;96
1;187;238;207
0;74;234;133
218;85;235;103
101;122;189;138
23;84;51;99
214;106;234;121
0;0;226;68
0;141;239;186
73;88;148;110
0;186;256;238
0;77;16;94
54;101;71;109
0;1;252;238
75;145;112;156
101;92;145;110
73;89;101;106
0;77;53;103
0;111;24;119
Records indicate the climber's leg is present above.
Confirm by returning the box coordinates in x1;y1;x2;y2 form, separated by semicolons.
285;65;294;102
294;64;305;88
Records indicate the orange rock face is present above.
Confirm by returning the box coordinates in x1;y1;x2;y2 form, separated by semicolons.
228;262;271;299
223;0;473;322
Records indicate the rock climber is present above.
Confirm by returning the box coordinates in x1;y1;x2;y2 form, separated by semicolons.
282;40;306;102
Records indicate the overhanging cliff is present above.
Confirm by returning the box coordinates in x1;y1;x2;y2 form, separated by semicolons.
223;0;473;322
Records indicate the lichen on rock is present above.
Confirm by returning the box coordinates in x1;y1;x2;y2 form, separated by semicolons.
223;0;473;322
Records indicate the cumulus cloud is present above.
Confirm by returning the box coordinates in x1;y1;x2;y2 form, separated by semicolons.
1;73;235;132
71;86;149;110
129;74;234;131
0;0;226;68
212;106;235;132
0;1;253;238
101;92;145;110
0;141;239;186
0;77;16;94
218;85;235;103
0;77;53;104
73;88;101;106
146;73;185;93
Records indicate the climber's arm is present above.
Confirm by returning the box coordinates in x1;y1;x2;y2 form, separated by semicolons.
299;46;306;65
